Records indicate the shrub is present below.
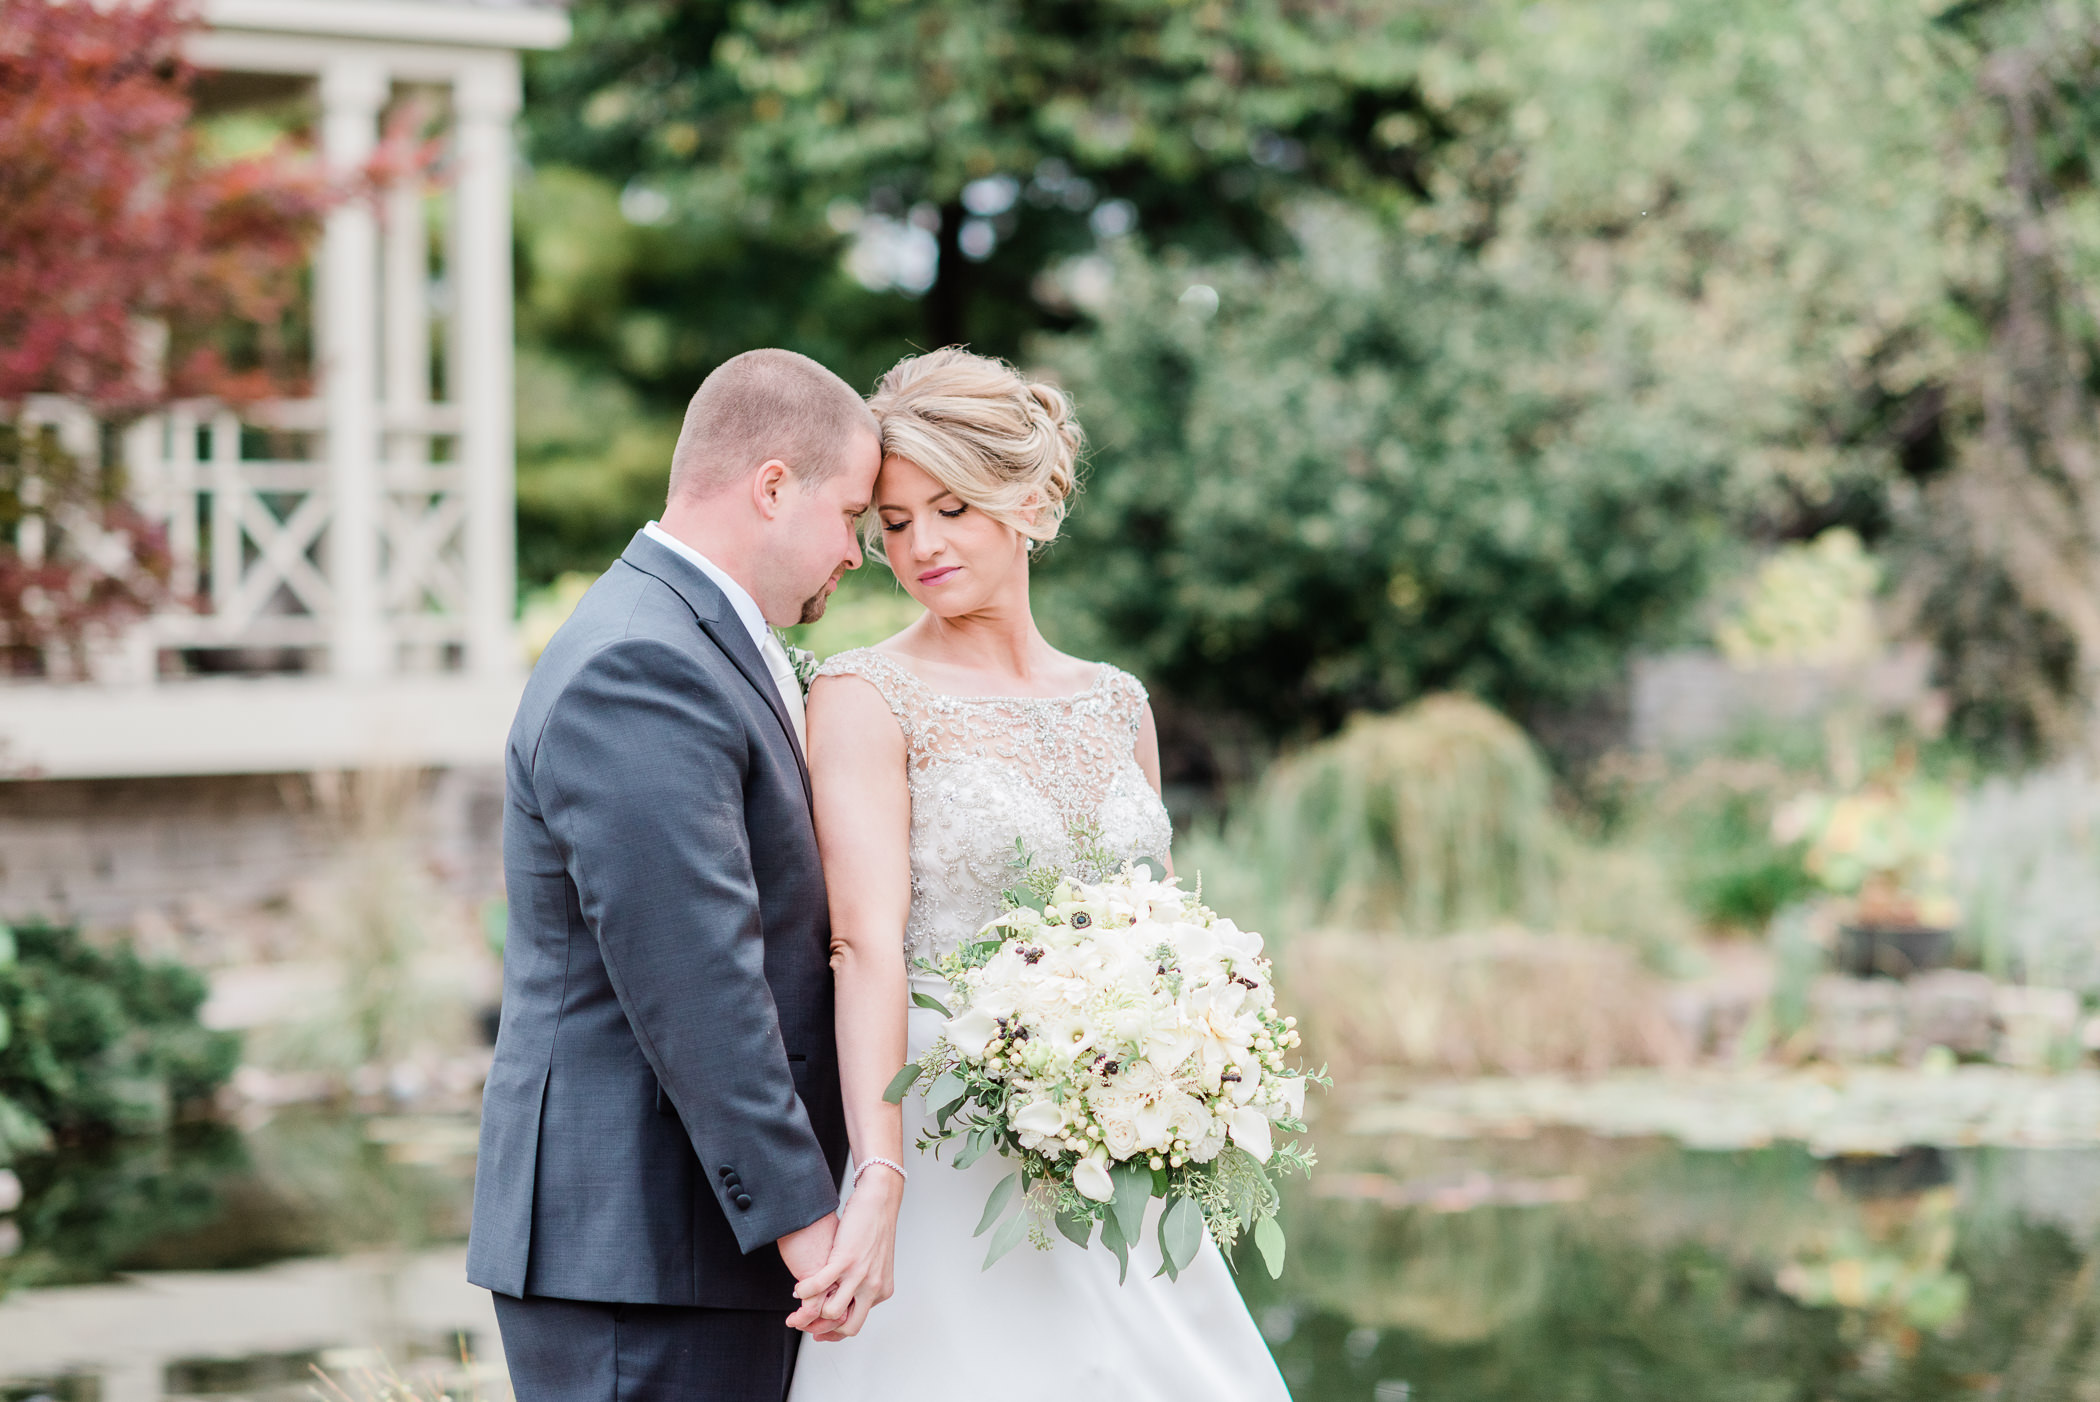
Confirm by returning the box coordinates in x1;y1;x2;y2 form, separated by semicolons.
1235;695;1556;937
1282;930;1687;1080
1189;694;1694;964
1038;216;1729;739
0;923;241;1161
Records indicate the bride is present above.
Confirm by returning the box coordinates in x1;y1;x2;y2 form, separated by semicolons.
782;348;1291;1401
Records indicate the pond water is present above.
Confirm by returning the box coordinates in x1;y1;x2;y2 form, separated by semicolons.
5;1106;2100;1400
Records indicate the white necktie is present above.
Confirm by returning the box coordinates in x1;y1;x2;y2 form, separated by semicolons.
760;632;808;753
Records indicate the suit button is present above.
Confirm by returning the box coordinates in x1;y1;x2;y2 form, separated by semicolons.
718;1166;734;1180
734;1193;753;1210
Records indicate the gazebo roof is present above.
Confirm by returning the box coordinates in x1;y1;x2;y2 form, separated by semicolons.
202;0;571;51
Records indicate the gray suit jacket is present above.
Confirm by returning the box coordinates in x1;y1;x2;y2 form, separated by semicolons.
467;530;847;1308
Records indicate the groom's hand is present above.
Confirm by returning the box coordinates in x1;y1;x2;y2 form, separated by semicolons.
778;1212;840;1331
789;1170;903;1342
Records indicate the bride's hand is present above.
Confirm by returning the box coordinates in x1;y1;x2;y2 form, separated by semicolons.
788;1169;903;1340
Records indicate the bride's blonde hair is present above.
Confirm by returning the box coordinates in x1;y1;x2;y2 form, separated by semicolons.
863;347;1082;560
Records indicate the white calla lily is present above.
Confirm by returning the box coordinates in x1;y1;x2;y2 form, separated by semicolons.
1227;1106;1274;1163
944;1007;1001;1059
1072;1153;1116;1202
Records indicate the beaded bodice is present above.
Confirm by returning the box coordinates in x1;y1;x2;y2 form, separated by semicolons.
814;647;1174;964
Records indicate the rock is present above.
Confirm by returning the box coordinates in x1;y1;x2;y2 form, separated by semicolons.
1811;977;1905;1063
1904;971;1997;1059
1994;986;2081;1069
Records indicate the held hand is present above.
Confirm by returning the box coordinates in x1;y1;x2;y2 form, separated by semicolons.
790;1168;903;1341
777;1212;840;1332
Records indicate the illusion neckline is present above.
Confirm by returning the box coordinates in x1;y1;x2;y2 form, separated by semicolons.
845;647;1114;707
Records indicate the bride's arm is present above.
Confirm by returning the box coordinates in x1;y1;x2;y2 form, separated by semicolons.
1137;700;1175;877
791;670;911;1341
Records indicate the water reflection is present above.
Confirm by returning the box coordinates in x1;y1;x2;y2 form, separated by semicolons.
8;1112;2100;1399
0;1112;488;1397
1236;1129;2100;1400
1;1112;473;1292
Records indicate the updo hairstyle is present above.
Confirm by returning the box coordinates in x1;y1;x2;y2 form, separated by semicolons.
863;347;1082;560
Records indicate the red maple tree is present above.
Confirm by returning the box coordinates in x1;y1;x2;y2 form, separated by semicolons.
0;0;349;671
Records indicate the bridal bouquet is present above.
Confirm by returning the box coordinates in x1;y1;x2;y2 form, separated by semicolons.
884;853;1321;1282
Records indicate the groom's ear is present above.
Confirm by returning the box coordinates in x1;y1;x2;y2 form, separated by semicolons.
751;458;793;519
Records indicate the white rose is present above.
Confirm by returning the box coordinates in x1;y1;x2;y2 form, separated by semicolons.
1134;1100;1177;1152
1072;1153;1116;1202
1105;998;1155;1047
1226;1106;1274;1163
945;1007;1001;1059
1159;1089;1206;1137
1100;1112;1144;1159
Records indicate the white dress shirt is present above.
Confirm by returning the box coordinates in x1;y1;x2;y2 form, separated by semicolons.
642;521;806;750
643;521;768;655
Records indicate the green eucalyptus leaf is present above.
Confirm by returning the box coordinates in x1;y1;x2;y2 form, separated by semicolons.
910;990;953;1017
1133;856;1168;883
954;1122;996;1170
1100;1207;1131;1283
1110;1161;1151;1247
1162;1195;1205;1275
1054;1206;1094;1249
1254;1213;1287;1279
974;1172;1021;1238
926;1071;967;1115
880;1061;920;1105
983;1207;1030;1269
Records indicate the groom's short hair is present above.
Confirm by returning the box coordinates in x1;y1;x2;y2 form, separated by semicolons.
668;349;877;501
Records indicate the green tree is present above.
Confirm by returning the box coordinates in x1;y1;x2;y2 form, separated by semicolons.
1037;214;1729;739
526;0;1504;361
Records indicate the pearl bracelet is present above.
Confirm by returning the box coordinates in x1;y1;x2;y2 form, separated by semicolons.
852;1156;908;1189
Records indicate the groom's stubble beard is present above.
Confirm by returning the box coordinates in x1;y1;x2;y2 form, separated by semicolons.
798;566;847;624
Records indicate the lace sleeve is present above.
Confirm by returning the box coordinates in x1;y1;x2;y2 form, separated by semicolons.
812;647;922;746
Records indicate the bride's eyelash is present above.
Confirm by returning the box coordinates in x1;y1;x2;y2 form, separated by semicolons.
939;505;968;519
881;518;908;533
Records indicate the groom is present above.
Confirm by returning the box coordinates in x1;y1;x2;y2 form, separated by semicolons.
469;349;882;1399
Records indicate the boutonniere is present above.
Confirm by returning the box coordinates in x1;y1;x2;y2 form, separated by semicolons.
777;631;818;697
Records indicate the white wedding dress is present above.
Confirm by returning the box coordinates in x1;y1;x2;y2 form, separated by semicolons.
787;648;1291;1402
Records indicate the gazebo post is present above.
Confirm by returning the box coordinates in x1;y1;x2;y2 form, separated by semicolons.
319;54;388;682
454;55;520;682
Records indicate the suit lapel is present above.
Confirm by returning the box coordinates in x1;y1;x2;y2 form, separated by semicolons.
618;531;814;807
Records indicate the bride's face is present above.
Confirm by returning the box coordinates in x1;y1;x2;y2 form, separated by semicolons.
874;454;1029;616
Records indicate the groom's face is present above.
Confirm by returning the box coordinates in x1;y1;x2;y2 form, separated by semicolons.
769;428;881;626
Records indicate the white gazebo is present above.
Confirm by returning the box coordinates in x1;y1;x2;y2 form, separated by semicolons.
0;0;569;780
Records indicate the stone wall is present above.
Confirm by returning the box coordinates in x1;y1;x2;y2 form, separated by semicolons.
0;767;504;937
1630;645;1937;752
